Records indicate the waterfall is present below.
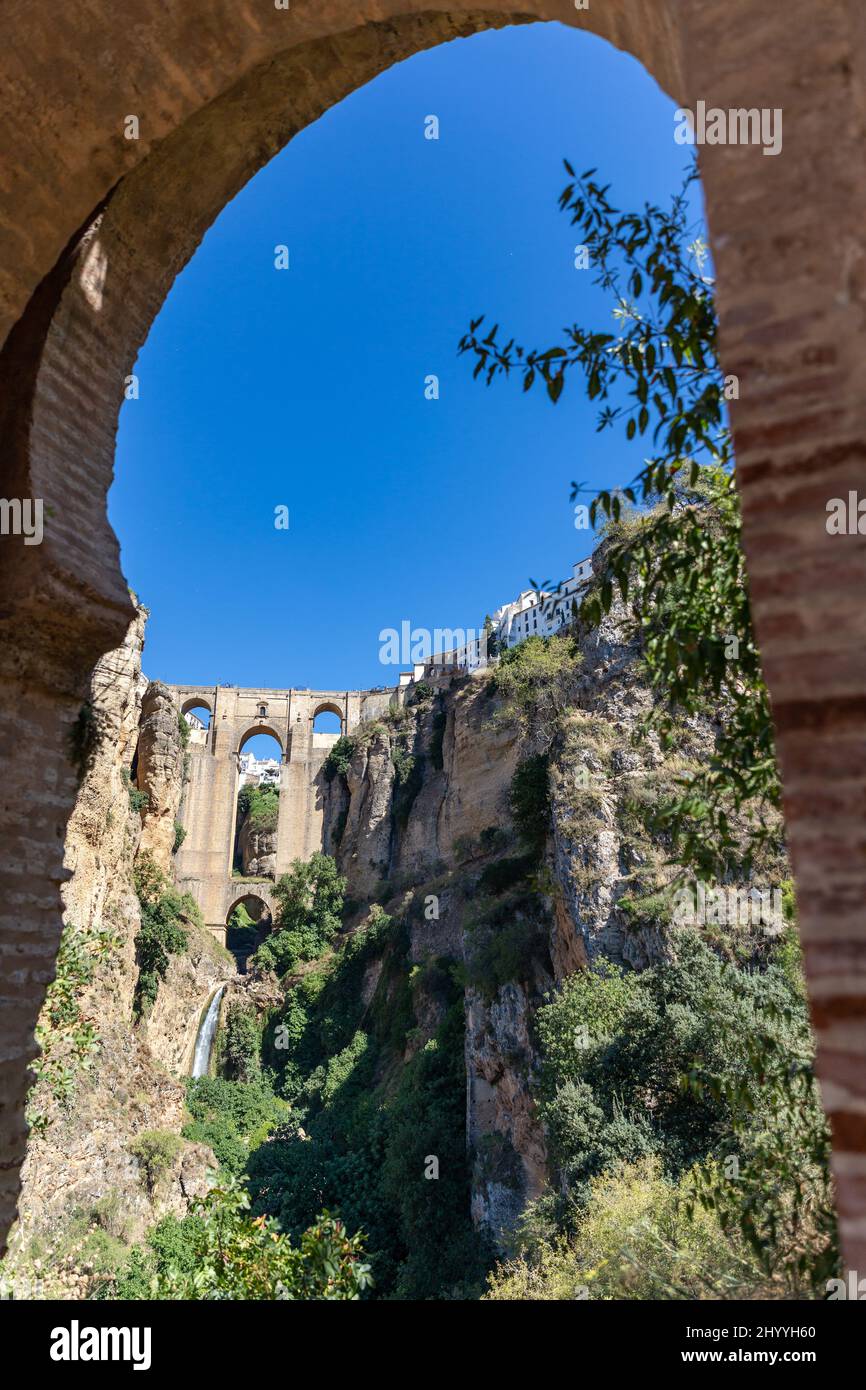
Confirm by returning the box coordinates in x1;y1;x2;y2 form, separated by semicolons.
191;985;225;1078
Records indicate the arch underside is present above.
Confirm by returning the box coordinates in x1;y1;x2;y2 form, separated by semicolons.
226;893;272;924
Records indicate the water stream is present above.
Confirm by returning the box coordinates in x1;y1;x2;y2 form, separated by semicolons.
191;985;225;1078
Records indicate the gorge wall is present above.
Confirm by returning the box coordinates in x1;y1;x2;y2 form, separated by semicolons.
6;592;780;1285
4;610;233;1295
310;599;757;1241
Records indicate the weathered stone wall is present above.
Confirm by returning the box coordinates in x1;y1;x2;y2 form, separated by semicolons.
5;612;230;1289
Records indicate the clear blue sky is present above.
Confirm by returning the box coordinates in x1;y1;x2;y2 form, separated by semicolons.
111;20;703;692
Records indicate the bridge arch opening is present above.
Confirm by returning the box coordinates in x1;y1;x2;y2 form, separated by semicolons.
312;704;343;737
238;725;283;758
234;730;282;878
226;893;273;971
181;699;212;746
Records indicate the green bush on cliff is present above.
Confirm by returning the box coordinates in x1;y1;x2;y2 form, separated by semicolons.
27;918;123;1131
122;767;149;815
183;1074;287;1176
463;888;549;998
128;1131;183;1194
251;853;346;976
132;853;190;1016
510;754;550;853
238;783;279;832
391;736;425;830
322;734;357;781
531;932;836;1294
106;1180;372;1301
485;1157;766;1301
490;633;583;741
220;999;262;1083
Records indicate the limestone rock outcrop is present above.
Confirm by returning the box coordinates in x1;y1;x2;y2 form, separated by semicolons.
326;610;733;1246
7;610;231;1290
239;819;277;878
136;680;184;873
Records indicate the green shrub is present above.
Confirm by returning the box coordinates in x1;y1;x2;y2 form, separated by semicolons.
463;889;549;999
129;1131;183;1193
132;854;189;1015
220;1000;262;1083
107;1180;372;1301
429;708;447;770
172;821;186;854
452;834;476;864
479;825;509;854
67;700;104;783
237;783;279;831
532;932;837;1293
510;755;550;853
491;633;583;739
251;853;346;977
122;768;149;815
28;918;123;1130
406;681;433;706
485;1157;767;1301
392;739;425;830
183;1075;287;1176
323;735;357;782
478;853;534;895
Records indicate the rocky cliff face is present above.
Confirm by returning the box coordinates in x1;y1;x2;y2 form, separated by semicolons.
239;819;277;878
5;610;231;1295
136;680;184;873
324;612;728;1245
8;598;746;1283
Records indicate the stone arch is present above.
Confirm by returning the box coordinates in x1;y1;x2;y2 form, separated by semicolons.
225;892;274;971
312;701;345;735
237;725;284;758
0;0;864;1273
181;696;213;720
226;892;273;930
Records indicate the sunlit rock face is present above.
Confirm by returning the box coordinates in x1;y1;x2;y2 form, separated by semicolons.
136;680;184;874
240;819;277;878
6;611;230;1291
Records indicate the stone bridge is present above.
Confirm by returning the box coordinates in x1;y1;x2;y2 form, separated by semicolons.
169;683;396;940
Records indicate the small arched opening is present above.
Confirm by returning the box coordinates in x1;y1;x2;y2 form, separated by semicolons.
312;703;343;739
226;893;273;972
181;699;212;748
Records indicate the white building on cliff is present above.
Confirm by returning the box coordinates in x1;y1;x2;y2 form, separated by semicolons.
421;555;594;677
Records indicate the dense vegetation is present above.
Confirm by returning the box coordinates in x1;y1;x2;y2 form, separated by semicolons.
237;782;280;832
250;852;345;975
132;854;194;1016
27;917;123;1133
245;879;487;1299
459;161;837;1297
105;1181;372;1300
107;858;486;1300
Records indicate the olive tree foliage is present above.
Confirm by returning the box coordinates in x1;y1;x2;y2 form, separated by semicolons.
459;163;777;880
